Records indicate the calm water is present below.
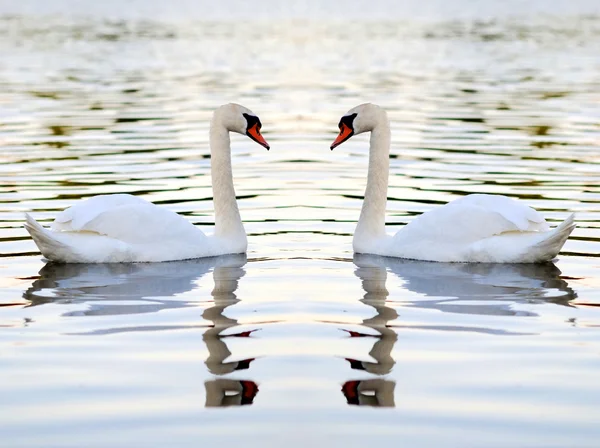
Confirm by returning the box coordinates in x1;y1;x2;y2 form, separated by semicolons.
1;1;600;447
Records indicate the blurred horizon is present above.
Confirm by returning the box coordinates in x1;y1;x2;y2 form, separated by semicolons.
1;0;600;22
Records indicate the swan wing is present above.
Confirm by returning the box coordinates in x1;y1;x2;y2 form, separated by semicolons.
396;194;549;245
52;194;150;231
51;194;205;245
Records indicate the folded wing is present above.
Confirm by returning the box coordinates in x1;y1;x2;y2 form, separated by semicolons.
51;194;205;245
396;194;549;245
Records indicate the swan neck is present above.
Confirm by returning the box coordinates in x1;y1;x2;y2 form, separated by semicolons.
209;122;245;239
355;119;390;240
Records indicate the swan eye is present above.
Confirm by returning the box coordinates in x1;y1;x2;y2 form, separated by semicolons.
243;113;262;132
340;113;357;131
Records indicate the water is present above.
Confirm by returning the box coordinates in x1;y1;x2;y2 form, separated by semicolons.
1;1;600;446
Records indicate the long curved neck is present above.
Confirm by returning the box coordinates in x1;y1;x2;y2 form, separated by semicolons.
355;119;390;241
209;122;245;239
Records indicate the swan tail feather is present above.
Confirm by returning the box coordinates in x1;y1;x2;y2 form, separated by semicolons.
24;214;74;262
531;213;576;261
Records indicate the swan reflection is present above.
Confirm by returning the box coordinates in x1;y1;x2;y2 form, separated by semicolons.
202;260;255;375
341;259;398;407
355;254;576;319
23;255;258;407
199;258;259;406
343;255;576;407
346;262;397;376
23;258;232;316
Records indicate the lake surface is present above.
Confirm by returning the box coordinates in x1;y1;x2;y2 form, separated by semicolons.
1;1;600;447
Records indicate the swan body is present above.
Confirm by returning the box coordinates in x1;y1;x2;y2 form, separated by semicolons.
25;103;269;263
331;103;575;263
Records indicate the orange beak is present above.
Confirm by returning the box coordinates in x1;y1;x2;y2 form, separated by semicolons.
330;123;354;150
247;124;270;150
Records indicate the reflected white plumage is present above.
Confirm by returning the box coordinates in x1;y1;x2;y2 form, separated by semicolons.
331;103;575;263
24;103;270;263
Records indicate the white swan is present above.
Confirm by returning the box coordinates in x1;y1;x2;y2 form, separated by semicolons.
331;103;575;263
24;103;270;263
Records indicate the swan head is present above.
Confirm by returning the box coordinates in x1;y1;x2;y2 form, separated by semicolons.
330;103;387;150
214;103;270;150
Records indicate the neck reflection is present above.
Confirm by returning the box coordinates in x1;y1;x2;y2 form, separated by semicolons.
203;260;259;407
342;257;398;407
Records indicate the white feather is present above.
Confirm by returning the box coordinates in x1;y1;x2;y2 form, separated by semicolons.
51;194;150;231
